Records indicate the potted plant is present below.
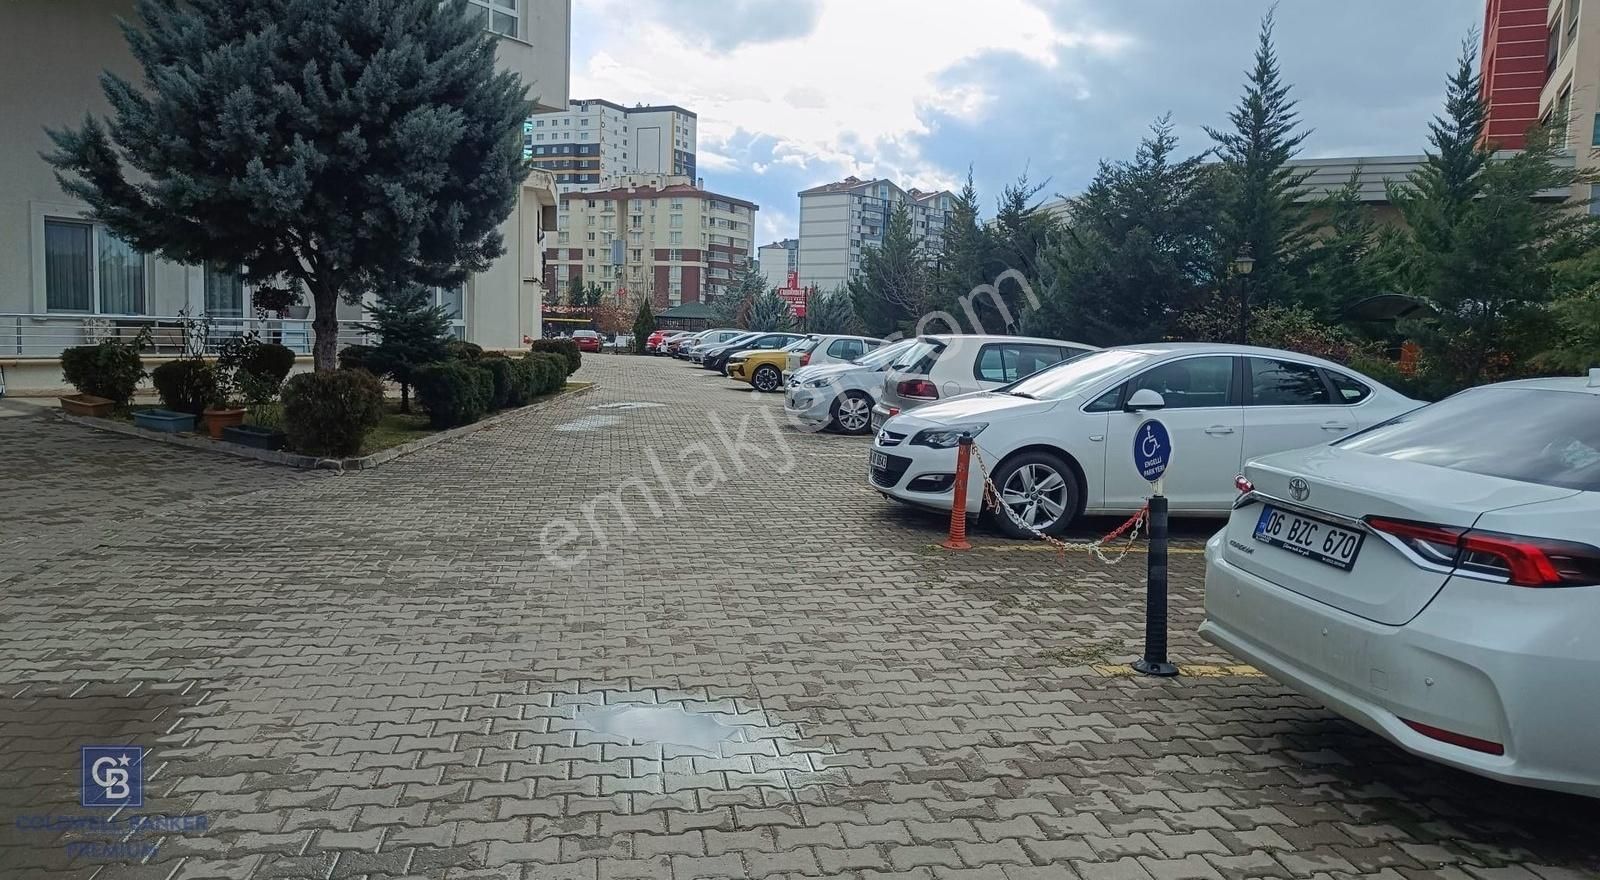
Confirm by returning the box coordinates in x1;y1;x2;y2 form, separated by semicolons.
59;329;149;416
218;333;295;450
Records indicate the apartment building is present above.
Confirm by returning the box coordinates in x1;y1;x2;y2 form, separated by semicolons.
543;175;757;307
0;0;570;390
758;239;800;290
796;177;956;292
525;99;697;196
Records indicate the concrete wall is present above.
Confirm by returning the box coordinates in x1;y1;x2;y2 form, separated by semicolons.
502;0;573;113
797;193;852;292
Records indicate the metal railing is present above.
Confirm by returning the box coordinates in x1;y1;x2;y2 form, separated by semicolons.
0;313;373;359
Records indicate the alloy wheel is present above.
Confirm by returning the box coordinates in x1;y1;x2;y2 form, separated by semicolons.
835;395;870;432
999;463;1068;530
754;366;781;392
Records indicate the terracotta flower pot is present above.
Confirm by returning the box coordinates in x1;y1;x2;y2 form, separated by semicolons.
59;393;115;418
202;407;247;439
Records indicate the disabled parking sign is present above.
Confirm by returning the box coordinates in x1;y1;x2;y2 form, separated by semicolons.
1133;419;1171;484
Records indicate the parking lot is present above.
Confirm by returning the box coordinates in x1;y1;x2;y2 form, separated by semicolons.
2;354;1597;880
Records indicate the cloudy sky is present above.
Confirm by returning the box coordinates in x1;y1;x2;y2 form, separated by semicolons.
570;0;1482;246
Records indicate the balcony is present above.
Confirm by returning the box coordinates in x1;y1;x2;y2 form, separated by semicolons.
0;312;373;360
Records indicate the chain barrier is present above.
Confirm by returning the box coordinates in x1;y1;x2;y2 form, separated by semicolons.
967;444;1147;566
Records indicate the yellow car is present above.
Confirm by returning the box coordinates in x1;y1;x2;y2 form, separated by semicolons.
727;347;792;392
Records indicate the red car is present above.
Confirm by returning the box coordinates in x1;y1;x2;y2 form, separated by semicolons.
646;330;668;353
571;330;603;353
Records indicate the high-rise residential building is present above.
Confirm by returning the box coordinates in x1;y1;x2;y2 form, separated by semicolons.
524;99;697;196
1482;0;1550;149
795;177;956;293
758;238;799;290
1535;0;1600;208
544;174;757;307
0;0;570;391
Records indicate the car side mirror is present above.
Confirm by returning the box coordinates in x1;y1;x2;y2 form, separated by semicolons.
1125;388;1166;412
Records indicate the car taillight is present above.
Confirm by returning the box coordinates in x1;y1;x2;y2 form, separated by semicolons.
1366;517;1600;587
897;379;939;400
1400;718;1504;755
800;352;811;366
1234;474;1253;494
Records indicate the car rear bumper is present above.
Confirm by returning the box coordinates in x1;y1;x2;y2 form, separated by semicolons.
1201;533;1600;799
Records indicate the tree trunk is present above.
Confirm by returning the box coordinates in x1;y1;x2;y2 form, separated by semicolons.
311;287;339;371
400;382;411;414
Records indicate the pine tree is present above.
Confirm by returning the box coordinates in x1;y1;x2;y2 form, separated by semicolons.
982;172;1062;334
565;274;584;307
803;285;861;334
1034;116;1226;346
1389;42;1596;388
365;282;452;413
930;169;988;328
849;205;927;336
1301;169;1387;323
44;0;529;370
631;299;655;355
1206;8;1312;324
747;288;796;332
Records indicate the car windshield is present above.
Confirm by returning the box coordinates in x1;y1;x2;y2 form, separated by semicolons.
853;339;916;367
1337;387;1600;491
996;349;1156;401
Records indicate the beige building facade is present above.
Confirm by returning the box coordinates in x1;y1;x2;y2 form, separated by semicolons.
1539;0;1600;209
0;0;569;391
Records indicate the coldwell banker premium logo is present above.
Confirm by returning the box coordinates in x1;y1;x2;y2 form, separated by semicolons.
80;746;143;808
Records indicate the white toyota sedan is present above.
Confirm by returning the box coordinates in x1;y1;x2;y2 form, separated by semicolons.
869;343;1417;537
1202;374;1600;798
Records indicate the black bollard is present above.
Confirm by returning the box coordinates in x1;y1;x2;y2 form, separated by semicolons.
1132;493;1179;677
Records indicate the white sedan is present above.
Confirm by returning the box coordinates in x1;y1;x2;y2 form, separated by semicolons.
869;343;1418;537
1202;374;1600;798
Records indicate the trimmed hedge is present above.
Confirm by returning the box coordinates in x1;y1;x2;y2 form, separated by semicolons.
60;338;145;407
151;360;220;415
446;339;484;362
280;369;386;457
526;351;567;395
528;338;580;376
413;361;492;428
505;359;537;407
243;342;297;385
480;357;515;410
337;344;373;372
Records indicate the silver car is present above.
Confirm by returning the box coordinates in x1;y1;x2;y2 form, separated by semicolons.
870;334;1097;432
784;339;918;434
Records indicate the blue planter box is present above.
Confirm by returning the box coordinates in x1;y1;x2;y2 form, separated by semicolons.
133;409;197;433
221;424;287;451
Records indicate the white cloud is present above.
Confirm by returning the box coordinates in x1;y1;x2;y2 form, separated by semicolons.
573;0;1129;193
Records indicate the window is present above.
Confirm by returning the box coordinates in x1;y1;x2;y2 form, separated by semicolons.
972;343;1073;383
557;231;568;244
669;232;683;246
44;219;147;314
670;199;684;209
1341;388;1600;491
467;0;518;38
204;262;245;317
1126;356;1236;409
1247;357;1329;406
668;249;682;261
1325;370;1372;404
669;214;683;228
827;338;867;361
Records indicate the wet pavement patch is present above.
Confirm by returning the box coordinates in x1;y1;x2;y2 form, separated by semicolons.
572;704;741;752
589;402;666;411
554;414;624;432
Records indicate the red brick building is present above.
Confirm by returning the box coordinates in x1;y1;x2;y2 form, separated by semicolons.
1481;0;1550;149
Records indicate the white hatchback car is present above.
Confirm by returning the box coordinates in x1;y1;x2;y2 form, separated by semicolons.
869;343;1418;537
786;334;884;372
870;334;1098;432
1202;374;1600;798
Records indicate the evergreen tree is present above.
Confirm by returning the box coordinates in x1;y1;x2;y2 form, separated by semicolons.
1301;168;1388;323
981;172;1062;334
1206;8;1312;325
1034;116;1226;346
849;205;927;336
711;293;747;328
1389;42;1597;388
565;274;584;307
365;282;452;413
804;285;861;334
45;0;529;370
747;288;796;331
631;299;655;355
930;169;988;327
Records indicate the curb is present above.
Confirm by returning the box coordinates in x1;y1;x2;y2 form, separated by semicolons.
54;383;597;472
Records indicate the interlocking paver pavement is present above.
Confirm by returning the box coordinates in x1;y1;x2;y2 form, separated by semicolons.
2;356;1597;879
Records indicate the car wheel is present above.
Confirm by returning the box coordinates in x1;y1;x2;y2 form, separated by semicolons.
831;391;873;434
987;451;1078;538
753;365;782;392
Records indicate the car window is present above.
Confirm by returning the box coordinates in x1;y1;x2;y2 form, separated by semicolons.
1339;388;1600;491
865;339;884;350
1003;349;1153;402
793;337;821;354
857;339;915;367
899;340;944;375
1326;370;1372;404
828;338;866;360
1248;357;1329;406
973;343;1070;383
1127;356;1235;409
1085;387;1123;412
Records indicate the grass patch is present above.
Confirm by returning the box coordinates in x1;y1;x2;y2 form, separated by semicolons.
359;382;591;455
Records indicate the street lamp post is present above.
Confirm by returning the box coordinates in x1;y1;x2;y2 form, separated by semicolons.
1232;250;1256;345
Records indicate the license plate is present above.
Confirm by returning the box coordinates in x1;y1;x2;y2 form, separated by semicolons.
1253;505;1363;571
870;451;889;469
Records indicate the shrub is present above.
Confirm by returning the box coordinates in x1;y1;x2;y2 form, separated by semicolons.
151;359;220;415
446;339;484;362
60;335;146;407
529;338;580;375
243;342;297;386
338;344;374;372
505;359;536;406
280;369;386;456
480;356;516;410
526;351;568;395
413;361;492;428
